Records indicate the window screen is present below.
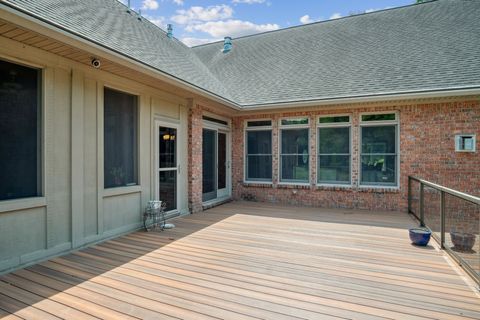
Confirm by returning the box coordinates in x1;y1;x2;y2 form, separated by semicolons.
104;88;138;188
0;60;41;201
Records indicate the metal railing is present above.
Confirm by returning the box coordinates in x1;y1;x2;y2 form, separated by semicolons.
408;176;480;287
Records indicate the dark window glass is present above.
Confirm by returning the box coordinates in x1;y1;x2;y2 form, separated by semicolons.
361;113;396;122
361;155;397;185
159;171;176;211
247;130;272;154
0;60;41;201
319;156;350;183
318;127;350;184
361;126;396;154
247;120;271;127
159;127;176;168
202;129;216;199
104;88;138;188
246;130;272;181
218;132;226;189
319;116;350;124
280;129;309;182
281;118;309;126
319;127;350;154
361;125;397;185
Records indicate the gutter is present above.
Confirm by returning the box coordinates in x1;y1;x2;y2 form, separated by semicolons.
241;87;480;110
0;2;242;111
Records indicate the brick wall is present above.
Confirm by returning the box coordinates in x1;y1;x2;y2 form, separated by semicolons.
188;102;235;213
231;99;480;212
187;103;203;213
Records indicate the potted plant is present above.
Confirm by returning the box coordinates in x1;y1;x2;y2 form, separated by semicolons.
409;227;431;246
450;231;476;252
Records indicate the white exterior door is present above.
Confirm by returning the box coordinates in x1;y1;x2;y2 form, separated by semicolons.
156;121;180;212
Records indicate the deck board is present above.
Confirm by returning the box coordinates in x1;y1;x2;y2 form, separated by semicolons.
1;201;479;319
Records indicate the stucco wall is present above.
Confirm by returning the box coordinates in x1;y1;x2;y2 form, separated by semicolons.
231;99;480;212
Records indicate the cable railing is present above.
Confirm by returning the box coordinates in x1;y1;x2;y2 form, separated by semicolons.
408;176;480;287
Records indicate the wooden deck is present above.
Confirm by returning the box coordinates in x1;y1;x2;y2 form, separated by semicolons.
1;201;479;320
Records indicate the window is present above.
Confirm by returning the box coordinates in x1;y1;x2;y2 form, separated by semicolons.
455;134;476;152
104;88;138;188
280;118;309;183
318;116;351;184
360;113;398;186
245;120;272;182
0;60;41;201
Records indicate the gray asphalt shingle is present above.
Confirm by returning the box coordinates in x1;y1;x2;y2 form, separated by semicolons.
193;0;480;106
3;0;480;108
2;0;233;101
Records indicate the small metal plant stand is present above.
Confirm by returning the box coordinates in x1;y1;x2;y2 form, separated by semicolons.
143;200;167;231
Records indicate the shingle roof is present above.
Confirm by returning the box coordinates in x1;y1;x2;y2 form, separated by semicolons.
2;0;480;108
2;0;234;102
192;0;480;107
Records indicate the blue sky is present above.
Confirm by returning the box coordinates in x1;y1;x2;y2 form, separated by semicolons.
121;0;414;46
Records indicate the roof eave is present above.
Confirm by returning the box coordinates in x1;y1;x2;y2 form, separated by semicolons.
240;87;480;110
0;2;242;111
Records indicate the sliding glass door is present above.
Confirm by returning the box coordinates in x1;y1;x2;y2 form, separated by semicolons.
202;129;216;202
202;129;230;202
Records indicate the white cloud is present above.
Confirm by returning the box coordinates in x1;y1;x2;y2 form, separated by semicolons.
144;15;165;27
329;13;342;20
171;5;233;25
232;0;265;4
181;37;219;47
173;0;184;5
186;19;279;38
365;6;392;13
142;0;159;10
299;14;314;24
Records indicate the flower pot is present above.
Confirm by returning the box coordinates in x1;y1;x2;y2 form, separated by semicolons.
450;232;476;252
409;227;431;246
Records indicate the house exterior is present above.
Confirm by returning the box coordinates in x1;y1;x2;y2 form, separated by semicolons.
0;0;479;273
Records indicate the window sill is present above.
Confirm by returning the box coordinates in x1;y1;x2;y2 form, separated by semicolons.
243;181;273;188
316;184;354;191
277;183;311;190
0;197;47;214
357;185;400;193
103;185;142;198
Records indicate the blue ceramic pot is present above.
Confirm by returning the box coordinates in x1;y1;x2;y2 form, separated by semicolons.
409;227;431;246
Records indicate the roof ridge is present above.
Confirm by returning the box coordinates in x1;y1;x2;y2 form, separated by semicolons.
191;0;441;48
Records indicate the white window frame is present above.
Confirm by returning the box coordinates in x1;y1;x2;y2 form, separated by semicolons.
278;117;310;185
244;119;273;184
455;134;476;152
317;114;353;187
359;111;400;188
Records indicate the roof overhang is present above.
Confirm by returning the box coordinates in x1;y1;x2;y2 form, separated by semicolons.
240;87;480;110
0;2;242;110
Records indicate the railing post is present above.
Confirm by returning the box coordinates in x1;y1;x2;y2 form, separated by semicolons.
408;177;412;213
440;190;445;249
419;183;425;227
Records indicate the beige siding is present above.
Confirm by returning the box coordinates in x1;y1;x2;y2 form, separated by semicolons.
0;34;190;273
